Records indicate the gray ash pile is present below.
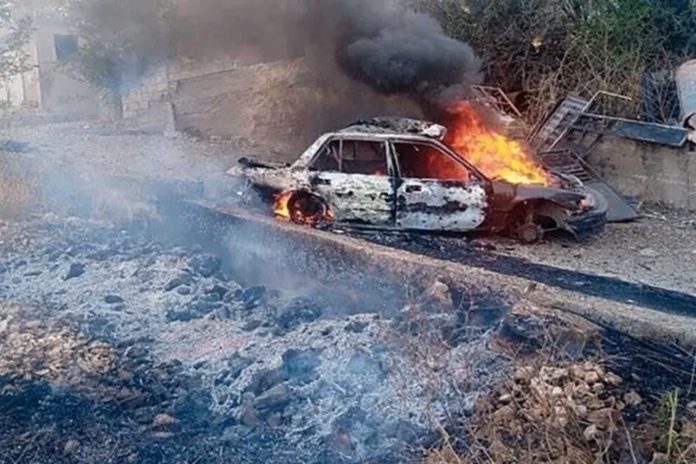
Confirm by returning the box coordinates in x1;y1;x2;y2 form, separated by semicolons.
0;213;510;463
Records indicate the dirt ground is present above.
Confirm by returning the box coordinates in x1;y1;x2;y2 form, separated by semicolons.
2;120;695;295
1;121;695;463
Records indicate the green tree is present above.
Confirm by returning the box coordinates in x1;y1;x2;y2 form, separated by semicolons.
0;0;34;81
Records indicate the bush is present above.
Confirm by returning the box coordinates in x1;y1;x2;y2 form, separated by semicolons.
414;0;696;121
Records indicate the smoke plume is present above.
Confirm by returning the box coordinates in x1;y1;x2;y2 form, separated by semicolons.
327;0;482;102
174;0;482;105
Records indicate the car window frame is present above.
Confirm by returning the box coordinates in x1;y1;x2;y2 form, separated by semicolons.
308;135;394;177
388;138;486;182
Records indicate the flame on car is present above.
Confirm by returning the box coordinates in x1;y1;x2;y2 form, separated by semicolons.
274;190;335;226
444;101;553;186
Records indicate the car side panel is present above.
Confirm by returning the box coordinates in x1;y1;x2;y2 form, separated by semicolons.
395;179;488;231
310;172;394;226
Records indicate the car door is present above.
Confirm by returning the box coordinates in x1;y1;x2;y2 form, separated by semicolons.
390;140;488;231
308;137;395;227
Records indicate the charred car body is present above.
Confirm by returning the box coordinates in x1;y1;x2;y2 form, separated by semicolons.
228;118;607;243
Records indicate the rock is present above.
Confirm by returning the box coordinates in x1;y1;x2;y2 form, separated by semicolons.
492;405;515;423
207;284;230;299
153;413;178;427
63;263;85;280
214;356;251;386
242;320;263;332
281;349;321;384
541;367;569;383
104;294;124;304
176;286;192;296
574;404;588;419
583;424;598;442
266;412;282;428
498;393;513;404
188;300;222;316
254;384;291;413
514;366;534;383
588;408;619;430
239;404;260;427
210;306;232;320
584;370;601;384
624;391;642;407
63;440;80;455
417;280;453;310
125;346;149;360
345;320;369;333
189;254;221;277
237;286;267;310
165;275;194;292
164;309;196;322
274;297;322;330
604;372;623;386
639;248;659;258
202;292;222;303
681;420;696;440
247;369;284;395
687;401;696;420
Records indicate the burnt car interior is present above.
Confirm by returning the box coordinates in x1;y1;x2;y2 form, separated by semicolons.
392;142;473;181
312;140;388;176
311;137;478;183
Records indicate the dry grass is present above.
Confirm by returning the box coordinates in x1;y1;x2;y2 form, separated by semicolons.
0;156;38;220
424;310;696;464
0;301;118;391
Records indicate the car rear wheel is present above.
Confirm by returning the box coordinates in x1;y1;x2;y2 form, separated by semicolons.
517;223;545;244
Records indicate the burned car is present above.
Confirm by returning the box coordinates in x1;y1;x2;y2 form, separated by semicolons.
228;117;607;243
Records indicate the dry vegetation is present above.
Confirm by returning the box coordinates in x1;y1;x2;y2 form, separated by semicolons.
414;0;696;122
424;306;696;464
0;157;38;220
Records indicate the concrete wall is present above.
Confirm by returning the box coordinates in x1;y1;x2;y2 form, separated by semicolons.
33;22;99;116
588;135;696;210
123;57;423;155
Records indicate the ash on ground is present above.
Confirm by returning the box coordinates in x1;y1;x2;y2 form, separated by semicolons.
0;214;510;464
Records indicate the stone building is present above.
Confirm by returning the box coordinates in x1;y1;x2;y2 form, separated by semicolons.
0;0;98;116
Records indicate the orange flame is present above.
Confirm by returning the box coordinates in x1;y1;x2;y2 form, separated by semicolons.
274;190;293;221
273;190;335;226
445;101;552;186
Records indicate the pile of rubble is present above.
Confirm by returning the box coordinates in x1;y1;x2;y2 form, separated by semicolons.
458;355;696;464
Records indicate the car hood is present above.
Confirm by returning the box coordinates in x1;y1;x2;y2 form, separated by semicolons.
490;179;586;212
514;184;586;210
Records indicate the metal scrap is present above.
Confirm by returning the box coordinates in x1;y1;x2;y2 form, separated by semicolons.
676;59;696;129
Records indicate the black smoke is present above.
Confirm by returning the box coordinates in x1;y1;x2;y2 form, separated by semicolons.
174;0;482;105
328;0;482;103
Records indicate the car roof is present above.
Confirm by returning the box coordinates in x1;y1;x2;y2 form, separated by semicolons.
339;117;447;141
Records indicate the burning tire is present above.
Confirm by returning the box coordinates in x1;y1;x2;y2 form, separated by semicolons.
274;190;334;227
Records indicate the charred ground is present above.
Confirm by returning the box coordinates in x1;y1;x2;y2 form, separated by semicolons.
0;122;695;463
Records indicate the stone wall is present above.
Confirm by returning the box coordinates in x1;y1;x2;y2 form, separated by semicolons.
122;58;248;119
122;57;423;155
589;135;696;210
